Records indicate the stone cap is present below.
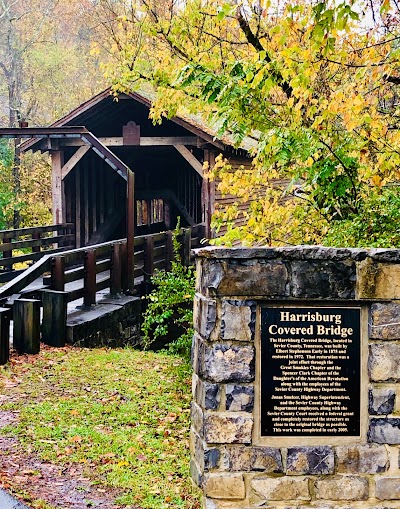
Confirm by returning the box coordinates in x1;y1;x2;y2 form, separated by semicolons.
194;246;400;300
194;246;400;262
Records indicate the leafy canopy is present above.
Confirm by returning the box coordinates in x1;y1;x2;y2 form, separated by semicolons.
104;1;400;246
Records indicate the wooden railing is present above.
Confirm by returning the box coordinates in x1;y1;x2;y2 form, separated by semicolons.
0;224;205;362
0;224;204;303
45;225;203;305
0;223;75;282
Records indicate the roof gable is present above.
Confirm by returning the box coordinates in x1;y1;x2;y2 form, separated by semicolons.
22;87;257;154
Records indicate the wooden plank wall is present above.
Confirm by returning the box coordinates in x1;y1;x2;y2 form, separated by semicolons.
177;163;202;225
64;154;126;247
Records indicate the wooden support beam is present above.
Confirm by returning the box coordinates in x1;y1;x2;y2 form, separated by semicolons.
59;136;199;147
41;290;68;347
75;169;81;247
84;164;89;245
61;145;90;180
0;308;10;365
126;169;135;292
51;151;65;224
2;235;12;270
13;299;40;354
165;231;174;272
182;228;191;267
120;241;128;292
174;144;203;176
32;231;41;254
51;256;65;291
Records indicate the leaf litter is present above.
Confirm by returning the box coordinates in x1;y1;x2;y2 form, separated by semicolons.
0;345;201;509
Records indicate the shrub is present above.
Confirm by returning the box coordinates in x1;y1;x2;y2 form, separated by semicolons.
141;223;195;359
323;186;400;248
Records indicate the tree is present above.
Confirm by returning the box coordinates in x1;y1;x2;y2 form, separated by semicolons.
0;0;108;228
103;0;400;247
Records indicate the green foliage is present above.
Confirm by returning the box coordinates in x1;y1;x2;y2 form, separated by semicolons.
0;143;52;230
323;187;400;248
105;0;400;248
141;225;195;359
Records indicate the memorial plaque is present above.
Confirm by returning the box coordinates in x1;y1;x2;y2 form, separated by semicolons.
260;306;361;437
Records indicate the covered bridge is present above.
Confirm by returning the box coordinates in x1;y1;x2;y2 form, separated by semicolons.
20;88;257;246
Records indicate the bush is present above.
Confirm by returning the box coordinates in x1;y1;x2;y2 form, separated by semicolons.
323;187;400;248
141;224;195;359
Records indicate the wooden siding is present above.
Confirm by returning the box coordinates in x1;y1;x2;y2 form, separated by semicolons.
212;155;290;241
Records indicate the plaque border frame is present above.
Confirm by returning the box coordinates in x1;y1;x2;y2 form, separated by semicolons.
253;303;368;447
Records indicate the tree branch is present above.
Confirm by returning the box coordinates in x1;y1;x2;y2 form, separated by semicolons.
235;6;293;98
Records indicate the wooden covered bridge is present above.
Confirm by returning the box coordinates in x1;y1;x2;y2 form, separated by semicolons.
0;88;256;362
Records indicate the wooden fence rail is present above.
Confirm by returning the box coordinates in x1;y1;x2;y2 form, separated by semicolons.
0;224;205;361
44;225;204;305
0;223;75;282
0;224;205;362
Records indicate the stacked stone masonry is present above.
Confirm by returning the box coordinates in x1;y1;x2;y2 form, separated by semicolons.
192;246;400;509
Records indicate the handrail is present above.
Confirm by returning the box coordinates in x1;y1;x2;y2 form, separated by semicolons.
0;255;52;299
0;224;205;301
0;223;74;241
0;223;75;276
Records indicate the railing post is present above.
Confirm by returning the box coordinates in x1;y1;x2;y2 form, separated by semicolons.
165;231;174;272
51;256;65;291
120;241;128;292
3;235;12;271
183;228;191;267
110;242;122;296
143;237;154;296
13;299;41;354
0;308;10;365
32;231;41;254
41;289;68;347
84;249;97;306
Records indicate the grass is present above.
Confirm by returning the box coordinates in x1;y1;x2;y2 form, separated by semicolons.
0;347;201;509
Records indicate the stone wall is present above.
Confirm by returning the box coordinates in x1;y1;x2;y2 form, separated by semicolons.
191;246;400;509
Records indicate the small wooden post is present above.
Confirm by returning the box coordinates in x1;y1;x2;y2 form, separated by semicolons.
41;290;68;347
3;235;12;270
165;231;174;272
183;228;191;267
51;256;65;291
126;169;135;292
0;308;10;365
13;299;40;355
110;242;122;295
120;241;128;292
84;249;97;306
143;236;154;296
32;231;41;254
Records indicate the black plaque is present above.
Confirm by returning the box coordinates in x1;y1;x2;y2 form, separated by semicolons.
260;306;361;437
